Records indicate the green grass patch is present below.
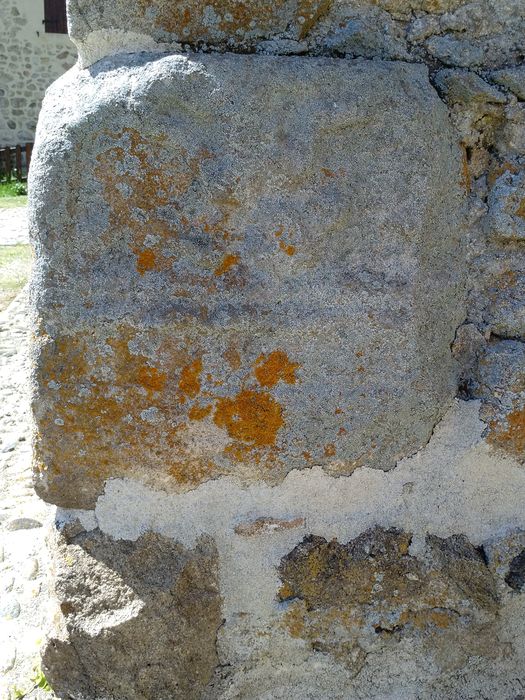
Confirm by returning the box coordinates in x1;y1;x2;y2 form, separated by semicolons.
0;244;32;311
0;181;28;208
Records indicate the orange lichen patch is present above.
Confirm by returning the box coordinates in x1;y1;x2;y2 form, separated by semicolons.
188;403;213;421
214;389;284;447
178;358;203;402
135;248;157;275
214;253;240;276
133;245;175;275
224;441;262;465
356;365;365;373
279;241;296;256
488;404;525;458
234;517;305;537
321;167;337;178
137;0;330;41
33;326;236;503
324;444;336;457
338;427;348;436
274;227;296;256
302;451;312;461
138;365;167;394
223;344;241;370
94;128;216;280
254;350;301;388
460;144;471;194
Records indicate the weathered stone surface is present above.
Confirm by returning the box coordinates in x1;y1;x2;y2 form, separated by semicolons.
434;69;507;105
468;248;525;341
492;67;525;101
30;54;465;509
38;398;525;698
277;527;501;675
68;0;332;53
470;338;525;459
484;529;525;591
485;170;525;242
42;521;221;700
319;7;410;60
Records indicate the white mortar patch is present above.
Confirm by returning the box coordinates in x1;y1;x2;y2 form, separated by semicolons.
66;399;525;623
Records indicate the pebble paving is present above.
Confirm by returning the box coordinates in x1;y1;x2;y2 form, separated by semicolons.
0;208;30;246
0;208;57;699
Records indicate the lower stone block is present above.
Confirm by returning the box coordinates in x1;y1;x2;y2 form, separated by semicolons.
43;522;221;700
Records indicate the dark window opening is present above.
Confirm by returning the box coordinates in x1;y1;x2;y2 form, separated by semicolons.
43;0;68;34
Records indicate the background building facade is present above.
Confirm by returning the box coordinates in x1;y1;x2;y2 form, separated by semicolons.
0;0;76;147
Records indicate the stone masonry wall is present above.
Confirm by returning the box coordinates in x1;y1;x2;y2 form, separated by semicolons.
0;0;76;147
28;1;525;698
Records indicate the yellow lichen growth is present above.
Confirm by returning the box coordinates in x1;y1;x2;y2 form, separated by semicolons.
169;457;221;486
277;528;498;672
487;159;519;188
279;241;296;256
214;389;284;447
223;344;241;370
94;128;214;277
324;444;336;457
254;350;300;388
283;602;307;639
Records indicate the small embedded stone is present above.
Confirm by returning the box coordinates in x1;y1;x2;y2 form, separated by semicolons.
434;69;507;105
0;596;21;620
5;518;43;531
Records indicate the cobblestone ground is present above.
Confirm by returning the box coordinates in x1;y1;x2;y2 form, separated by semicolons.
0;208;56;699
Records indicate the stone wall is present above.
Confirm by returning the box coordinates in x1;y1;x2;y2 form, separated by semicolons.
0;0;76;147
29;1;525;698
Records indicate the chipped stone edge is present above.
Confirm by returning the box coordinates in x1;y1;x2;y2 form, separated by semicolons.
73;29;176;68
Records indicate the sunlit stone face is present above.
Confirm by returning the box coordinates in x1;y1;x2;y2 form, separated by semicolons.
31;53;465;509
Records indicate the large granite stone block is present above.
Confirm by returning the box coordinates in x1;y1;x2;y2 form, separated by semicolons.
30;54;465;509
